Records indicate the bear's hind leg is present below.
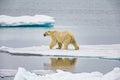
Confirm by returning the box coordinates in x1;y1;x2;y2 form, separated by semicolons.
72;42;79;50
63;42;69;50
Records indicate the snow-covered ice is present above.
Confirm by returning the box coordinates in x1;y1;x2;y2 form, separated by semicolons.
0;15;55;27
14;67;120;80
0;69;55;78
0;44;120;60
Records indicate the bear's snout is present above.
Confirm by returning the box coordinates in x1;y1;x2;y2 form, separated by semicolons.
44;33;46;37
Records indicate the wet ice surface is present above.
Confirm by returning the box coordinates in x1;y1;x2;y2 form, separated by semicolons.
0;44;120;60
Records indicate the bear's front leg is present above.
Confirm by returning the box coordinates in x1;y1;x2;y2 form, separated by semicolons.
57;42;62;49
49;40;57;49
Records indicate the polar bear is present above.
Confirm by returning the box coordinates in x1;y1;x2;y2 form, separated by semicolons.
44;30;79;50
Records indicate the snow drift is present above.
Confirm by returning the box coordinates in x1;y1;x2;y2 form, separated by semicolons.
14;67;120;80
0;15;55;27
0;44;120;60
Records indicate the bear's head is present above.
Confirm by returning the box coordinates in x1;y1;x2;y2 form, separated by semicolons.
44;30;56;37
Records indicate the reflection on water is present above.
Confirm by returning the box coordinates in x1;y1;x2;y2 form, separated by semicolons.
44;58;77;71
50;58;77;71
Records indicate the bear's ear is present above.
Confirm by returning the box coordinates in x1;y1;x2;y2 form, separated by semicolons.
53;30;57;35
47;30;51;32
50;30;56;33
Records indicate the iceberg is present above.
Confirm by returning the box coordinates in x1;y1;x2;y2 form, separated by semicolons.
0;44;120;60
0;15;55;27
14;67;120;80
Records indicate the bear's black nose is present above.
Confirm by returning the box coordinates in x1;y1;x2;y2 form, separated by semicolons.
44;33;46;36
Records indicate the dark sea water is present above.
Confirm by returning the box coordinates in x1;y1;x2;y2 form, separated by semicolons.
0;0;120;79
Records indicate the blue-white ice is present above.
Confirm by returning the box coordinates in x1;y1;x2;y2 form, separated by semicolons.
14;67;120;80
0;44;120;60
0;15;55;27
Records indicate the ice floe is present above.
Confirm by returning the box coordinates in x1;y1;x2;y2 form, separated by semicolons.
0;44;120;60
14;67;120;80
0;69;54;78
0;15;55;27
